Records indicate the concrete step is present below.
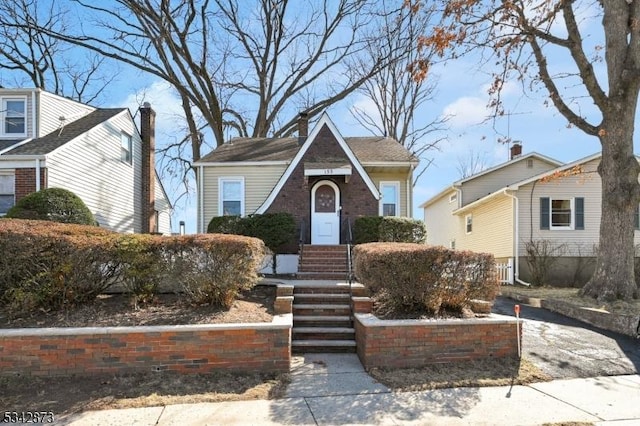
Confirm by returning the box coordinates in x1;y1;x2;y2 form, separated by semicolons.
293;303;351;316
294;293;350;304
296;272;350;280
291;339;357;354
293;315;353;328
292;327;355;340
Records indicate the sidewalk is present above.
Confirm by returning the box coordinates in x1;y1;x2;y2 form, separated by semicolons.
59;353;640;425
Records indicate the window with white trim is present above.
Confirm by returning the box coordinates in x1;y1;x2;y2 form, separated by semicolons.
121;133;132;164
449;193;457;203
465;214;473;234
0;173;15;215
2;98;26;136
219;177;244;216
380;181;400;216
450;239;456;250
551;198;573;229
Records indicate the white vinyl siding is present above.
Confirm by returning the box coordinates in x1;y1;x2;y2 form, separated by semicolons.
46;111;142;233
368;171;411;217
461;157;558;206
515;157;640;256
154;173;172;235
424;191;459;247
37;91;95;137
456;194;514;258
201;164;287;227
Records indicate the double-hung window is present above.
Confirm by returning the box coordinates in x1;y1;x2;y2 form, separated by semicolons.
2;98;26;136
380;182;400;216
0;173;15;215
465;214;473;234
219;177;244;216
540;197;584;230
121;133;132;164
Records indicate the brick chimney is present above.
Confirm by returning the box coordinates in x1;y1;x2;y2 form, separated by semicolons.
298;112;309;145
140;102;156;234
510;142;522;160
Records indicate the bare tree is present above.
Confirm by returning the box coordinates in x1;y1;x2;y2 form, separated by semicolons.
456;150;489;179
28;0;392;153
0;0;113;103
350;1;447;185
418;0;640;301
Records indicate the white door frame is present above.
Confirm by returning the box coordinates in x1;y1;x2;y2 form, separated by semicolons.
311;180;340;245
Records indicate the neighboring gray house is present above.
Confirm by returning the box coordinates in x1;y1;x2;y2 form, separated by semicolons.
0;88;171;234
420;144;639;286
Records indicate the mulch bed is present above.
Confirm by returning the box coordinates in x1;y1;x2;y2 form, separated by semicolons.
0;284;276;328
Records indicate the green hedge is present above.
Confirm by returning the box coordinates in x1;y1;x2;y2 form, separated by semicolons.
207;213;296;254
354;216;426;244
353;242;499;315
5;187;95;225
0;220;266;315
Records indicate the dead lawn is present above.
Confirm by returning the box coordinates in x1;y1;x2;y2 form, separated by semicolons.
502;286;640;315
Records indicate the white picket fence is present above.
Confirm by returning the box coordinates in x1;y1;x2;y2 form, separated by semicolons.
496;258;514;285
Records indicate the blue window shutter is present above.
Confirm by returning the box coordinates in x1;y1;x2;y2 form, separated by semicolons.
635;205;639;230
575;198;584;230
540;197;550;230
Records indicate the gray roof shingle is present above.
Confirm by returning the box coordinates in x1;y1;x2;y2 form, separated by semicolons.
198;135;417;164
2;109;125;156
0;139;23;152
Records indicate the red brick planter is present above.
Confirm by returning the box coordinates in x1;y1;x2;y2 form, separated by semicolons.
0;315;292;377
354;313;520;370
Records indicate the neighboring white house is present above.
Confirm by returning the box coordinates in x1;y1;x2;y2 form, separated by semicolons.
420;144;639;286
0;88;171;234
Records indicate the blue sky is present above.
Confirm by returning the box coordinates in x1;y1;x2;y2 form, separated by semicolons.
97;2;628;234
109;55;607;234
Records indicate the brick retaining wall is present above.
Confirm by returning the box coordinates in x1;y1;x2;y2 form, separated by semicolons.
354;313;519;369
0;316;292;377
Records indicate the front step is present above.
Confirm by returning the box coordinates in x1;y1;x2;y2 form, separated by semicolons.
297;244;349;279
293;303;351;316
293;315;352;328
292;339;357;354
292;327;355;340
292;281;357;353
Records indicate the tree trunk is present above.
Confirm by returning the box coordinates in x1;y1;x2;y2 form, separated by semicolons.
581;115;640;301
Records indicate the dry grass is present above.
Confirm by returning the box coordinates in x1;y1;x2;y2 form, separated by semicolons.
369;357;551;391
0;370;290;416
502;286;640;315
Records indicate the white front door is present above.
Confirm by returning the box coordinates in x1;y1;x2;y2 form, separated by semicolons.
311;181;340;245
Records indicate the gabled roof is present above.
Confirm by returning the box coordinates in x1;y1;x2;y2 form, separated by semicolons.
195;134;418;165
454;152;562;185
452;151;603;215
255;113;382;214
418;185;456;209
1;108;125;156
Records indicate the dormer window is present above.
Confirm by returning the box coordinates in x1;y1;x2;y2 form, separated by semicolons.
2;98;26;137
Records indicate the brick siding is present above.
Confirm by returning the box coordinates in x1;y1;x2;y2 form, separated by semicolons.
354;313;520;369
0;321;291;377
15;167;47;202
266;124;378;245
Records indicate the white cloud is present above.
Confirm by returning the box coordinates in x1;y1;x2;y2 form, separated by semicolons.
442;96;490;128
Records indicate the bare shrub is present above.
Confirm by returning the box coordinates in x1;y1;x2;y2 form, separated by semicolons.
524;240;566;286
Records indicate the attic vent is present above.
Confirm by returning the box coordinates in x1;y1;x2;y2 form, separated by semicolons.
526;159;534;169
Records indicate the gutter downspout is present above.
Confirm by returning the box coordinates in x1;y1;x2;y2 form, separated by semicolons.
198;165;204;233
35;158;40;191
503;189;531;287
407;165;413;217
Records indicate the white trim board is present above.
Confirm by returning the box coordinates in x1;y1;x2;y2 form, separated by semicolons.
256;113;379;214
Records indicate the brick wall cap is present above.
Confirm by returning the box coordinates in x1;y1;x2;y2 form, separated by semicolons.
354;313;519;327
0;314;293;338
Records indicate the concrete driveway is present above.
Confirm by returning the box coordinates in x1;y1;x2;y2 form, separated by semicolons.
493;296;640;379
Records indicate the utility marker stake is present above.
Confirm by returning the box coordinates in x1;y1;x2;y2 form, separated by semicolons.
515;304;521;358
